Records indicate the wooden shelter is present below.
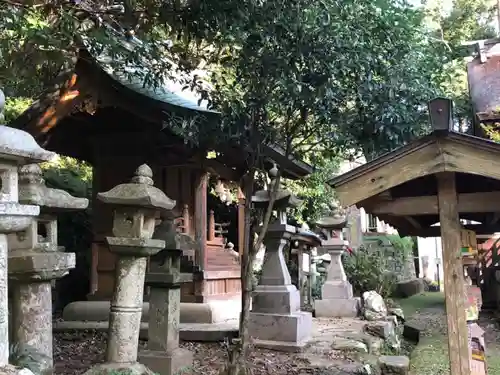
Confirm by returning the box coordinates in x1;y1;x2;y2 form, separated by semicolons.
327;98;500;375
9;30;312;303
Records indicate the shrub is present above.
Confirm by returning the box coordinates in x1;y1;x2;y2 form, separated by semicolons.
343;245;399;298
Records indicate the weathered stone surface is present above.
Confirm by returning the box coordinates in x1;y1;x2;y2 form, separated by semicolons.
388;307;405;323
331;337;368;353
363;291;387;321
249;175;313;350
365;320;395;340
139;347;193;375
315;297;360;318
0;365;35;375
378;355;410;375
11;282;53;373
97;164;176;211
403;321;423;343
396;279;425;298
0;125;55;163
0;122;53;367
17;164;88;210
84;164;171;375
83;362;157;375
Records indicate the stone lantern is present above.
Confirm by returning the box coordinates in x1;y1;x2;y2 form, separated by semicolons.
138;211;193;375
249;165;312;350
291;227;321;310
314;210;360;318
8;164;88;373
84;164;175;375
0;109;55;371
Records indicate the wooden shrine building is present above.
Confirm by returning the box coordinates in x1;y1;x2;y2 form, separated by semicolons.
10;31;312;304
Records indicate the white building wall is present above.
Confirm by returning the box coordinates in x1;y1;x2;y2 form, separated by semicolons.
416;236;443;283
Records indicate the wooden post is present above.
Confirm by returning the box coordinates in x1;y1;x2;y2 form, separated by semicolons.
195;172;209;271
182;204;190;234
208;210;216;241
437;172;471;375
237;187;246;256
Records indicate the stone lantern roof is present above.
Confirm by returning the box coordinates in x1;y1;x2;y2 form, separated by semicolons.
17;164;89;212
252;165;302;210
0;125;55;163
97;164;176;210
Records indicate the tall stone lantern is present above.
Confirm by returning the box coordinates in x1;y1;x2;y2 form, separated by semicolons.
138;211;193;375
314;210;360;318
84;164;175;375
249;165;312;350
0;118;55;370
8;164;88;373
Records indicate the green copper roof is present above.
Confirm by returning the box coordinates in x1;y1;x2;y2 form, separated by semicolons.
82;28;218;114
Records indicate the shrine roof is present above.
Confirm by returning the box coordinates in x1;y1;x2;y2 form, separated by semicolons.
328;129;500;237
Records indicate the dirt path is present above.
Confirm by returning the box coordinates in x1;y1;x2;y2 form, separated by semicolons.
399;292;500;375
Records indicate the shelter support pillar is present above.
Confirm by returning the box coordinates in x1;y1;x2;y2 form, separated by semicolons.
437;172;470;375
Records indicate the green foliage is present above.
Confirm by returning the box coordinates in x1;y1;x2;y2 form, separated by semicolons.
9;343;51;375
285;156;340;224
343;235;414;298
3;97;32;123
343;246;399;298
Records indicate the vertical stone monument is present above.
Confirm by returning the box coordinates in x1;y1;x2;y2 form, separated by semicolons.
314;211;360;318
249;166;312;351
139;212;193;375
8;164;88;373
84;164;175;375
0;104;55;371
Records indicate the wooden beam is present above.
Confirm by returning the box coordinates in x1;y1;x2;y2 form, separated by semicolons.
396;223;500;237
195;171;209;272
371;191;500;216
436;172;470;375
334;141;441;207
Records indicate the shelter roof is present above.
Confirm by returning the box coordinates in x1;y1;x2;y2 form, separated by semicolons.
328;129;500;237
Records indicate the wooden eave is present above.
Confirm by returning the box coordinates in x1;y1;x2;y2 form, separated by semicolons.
328;130;500;237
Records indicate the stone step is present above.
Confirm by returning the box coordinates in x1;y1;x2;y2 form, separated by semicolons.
378;355;410;375
53;320;239;342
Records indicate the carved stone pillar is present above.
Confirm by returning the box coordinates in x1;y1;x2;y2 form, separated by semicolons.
83;164;175;375
8;164;88;374
0;118;54;370
139;213;193;374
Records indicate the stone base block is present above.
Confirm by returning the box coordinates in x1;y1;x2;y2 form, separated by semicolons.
62;298;240;324
139;348;193;375
314;298;360;318
249;310;312;349
82;362;156;375
321;281;353;299
1;365;35;375
252;285;301;314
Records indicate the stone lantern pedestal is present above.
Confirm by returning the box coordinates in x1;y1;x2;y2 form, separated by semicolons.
0;123;54;371
84;164;175;375
7;164;88;374
139;213;193;375
314;215;360;318
248;166;312;351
